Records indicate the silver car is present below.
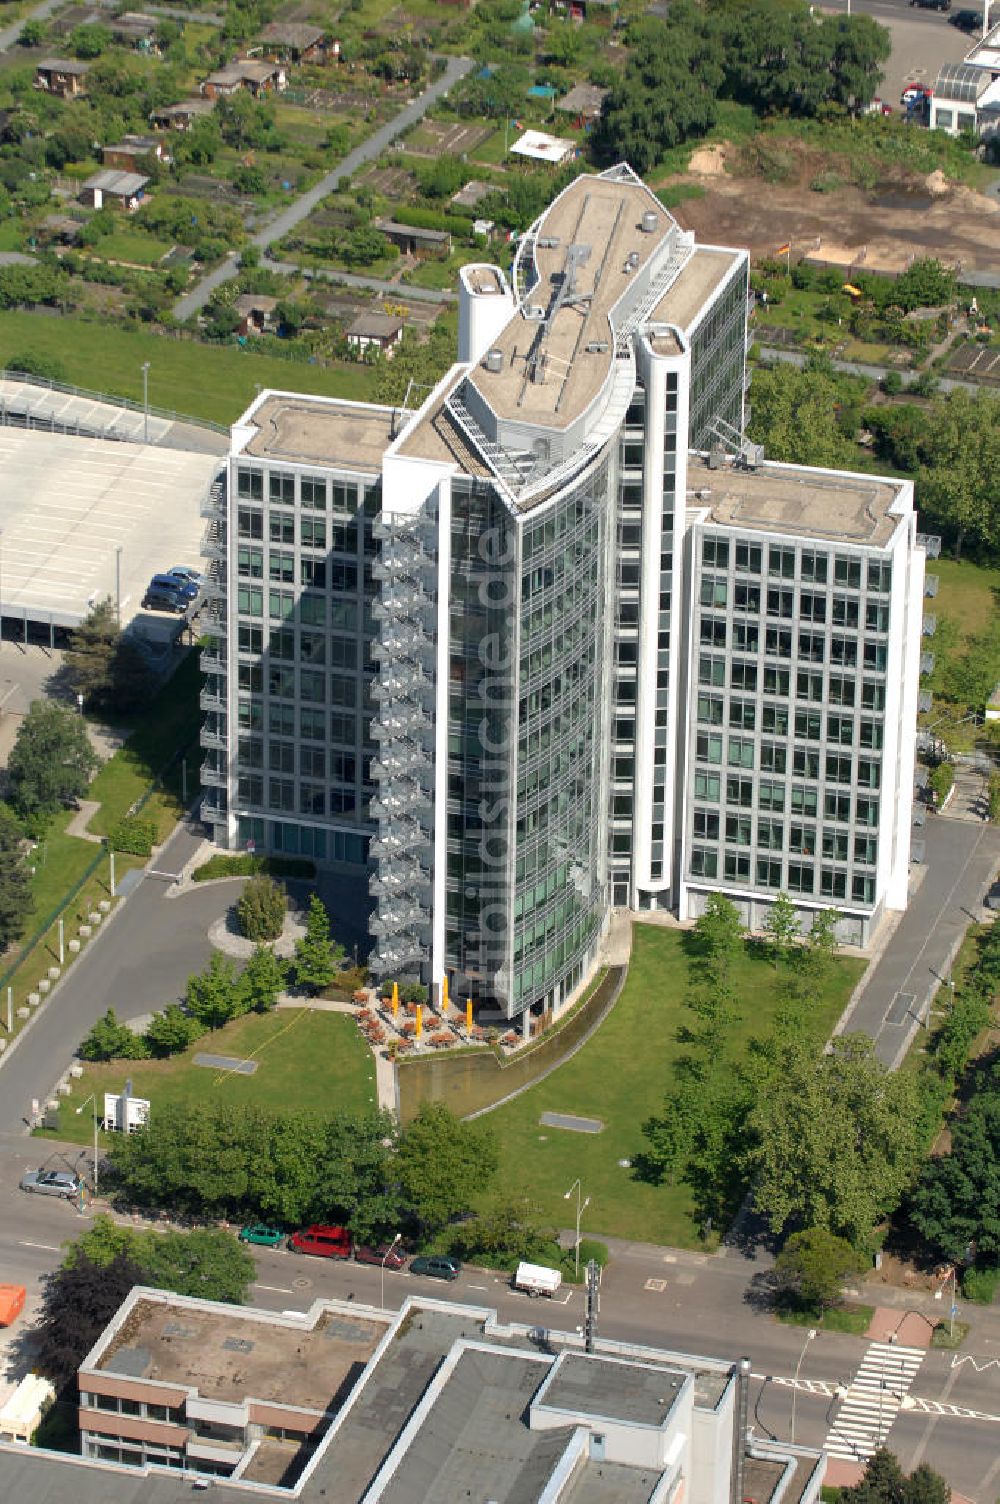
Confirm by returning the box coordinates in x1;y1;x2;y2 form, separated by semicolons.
20;1169;81;1199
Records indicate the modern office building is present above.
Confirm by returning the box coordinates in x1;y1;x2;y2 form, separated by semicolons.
2;1282;825;1502
202;163;925;1024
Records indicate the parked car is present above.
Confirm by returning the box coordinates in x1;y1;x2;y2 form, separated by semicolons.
951;6;982;27
288;1225;352;1259
409;1255;462;1282
239;1223;284;1247
911;0;950;10
159;570;199;601
355;1243;407;1271
901;85;933;105
166;566;203;590
20;1169;81;1199
142;576;189;614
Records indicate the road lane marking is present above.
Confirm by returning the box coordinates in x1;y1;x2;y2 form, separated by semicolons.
253;1284;294;1294
467;1284;489;1291
19;1241;60;1252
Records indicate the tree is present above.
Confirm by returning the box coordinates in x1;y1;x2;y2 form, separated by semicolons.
339;225;394;268
69;22;111;57
917;391;1000;559
316;1111;401;1239
841;1449;950;1504
34;1252;146;1389
774;1227;863;1312
18;19;47;46
293;894;342;994
397;1102;499;1234
748;362;862;470
64;598;151;715
237;874;286;941
238;943;287;1013
64;1215;254;1303
142;1227;255;1303
594;15;722;173
185;951;243;1031
7;700;98;825
145;1003;205;1058
908;1066;1000;1265
80;1007;148;1061
0;803;30;952
764;892;801;970
748;1034;926;1247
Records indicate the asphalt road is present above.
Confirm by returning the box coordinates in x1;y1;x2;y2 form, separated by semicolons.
4;1161;1000;1496
0;816;235;1137
173;54;474;321
852;818;1000;1065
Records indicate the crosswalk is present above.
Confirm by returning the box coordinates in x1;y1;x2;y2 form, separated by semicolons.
824;1340;926;1462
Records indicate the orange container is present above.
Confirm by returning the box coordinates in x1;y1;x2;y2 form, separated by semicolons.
0;1284;26;1327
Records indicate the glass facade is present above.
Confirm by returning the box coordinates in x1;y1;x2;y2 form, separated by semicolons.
687;267;749;449
686;528;891;914
511;458;612;1014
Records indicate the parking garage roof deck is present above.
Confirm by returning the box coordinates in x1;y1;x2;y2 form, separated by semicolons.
467;173;678;431
690;454;906;547
239;395;396;473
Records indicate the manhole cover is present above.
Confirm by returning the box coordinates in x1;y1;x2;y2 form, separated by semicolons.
645;1278;667;1292
292;1277;312;1290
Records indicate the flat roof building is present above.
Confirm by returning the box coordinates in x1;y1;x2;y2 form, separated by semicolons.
0;1285;826;1500
203;163;926;1023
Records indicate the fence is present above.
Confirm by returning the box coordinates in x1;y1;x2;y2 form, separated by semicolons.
396;965;627;1124
0;368;228;435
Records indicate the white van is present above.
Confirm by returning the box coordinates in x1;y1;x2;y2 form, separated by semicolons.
514;1261;563;1298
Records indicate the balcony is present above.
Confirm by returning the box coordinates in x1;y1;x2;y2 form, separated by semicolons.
200;686;226;713
201;723;227;751
200;760;226;788
924;574;939;598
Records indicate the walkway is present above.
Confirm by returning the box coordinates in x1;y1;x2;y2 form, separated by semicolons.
825;1340;927;1463
758;345;983;396
173;54;474;320
267;258;456;305
0;0;65;51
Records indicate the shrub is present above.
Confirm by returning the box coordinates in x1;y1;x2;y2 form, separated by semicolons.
237;875;286;941
881;371;903;395
145;1004;205;1058
962;1266;1000;1304
6;350;66;382
192;854;314;882
108;815;157;857
80;1008;149;1061
929;762;954;806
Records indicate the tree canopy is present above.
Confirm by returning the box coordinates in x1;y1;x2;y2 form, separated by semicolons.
907;1064;1000;1267
0;803;30;952
7;700;99;826
748;1034;926;1246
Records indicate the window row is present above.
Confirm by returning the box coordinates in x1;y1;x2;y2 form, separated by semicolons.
704;538;891;594
236;777;359;816
691;810;877;861
693;771;880;824
236;466;372;513
700;621;890;673
689;848;876;902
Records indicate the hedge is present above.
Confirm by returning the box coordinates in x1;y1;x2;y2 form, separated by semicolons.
108;815;157;857
192;854;315;882
391;205;473;237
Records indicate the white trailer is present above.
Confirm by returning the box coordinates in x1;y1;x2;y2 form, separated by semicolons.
514;1261;563;1298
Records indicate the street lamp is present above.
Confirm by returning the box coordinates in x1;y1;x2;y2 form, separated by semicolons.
115;544;123;626
789;1327;817;1444
75;1092;100;1196
563;1179;590;1279
141;361;151;444
381;1232;402;1311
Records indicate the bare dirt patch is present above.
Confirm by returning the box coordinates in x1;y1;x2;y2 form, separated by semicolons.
687;143;728;177
671;149;1000;275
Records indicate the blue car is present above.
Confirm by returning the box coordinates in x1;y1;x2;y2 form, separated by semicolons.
167;566;203;592
158;570;199;601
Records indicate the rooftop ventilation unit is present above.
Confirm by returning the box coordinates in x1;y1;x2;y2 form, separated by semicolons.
584;341;609;354
524;304;546;321
530;352;548;385
537;236;560;249
641;211;658;234
625;251;640;273
483;348;504;373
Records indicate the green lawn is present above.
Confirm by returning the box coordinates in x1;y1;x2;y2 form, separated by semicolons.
38;1009;378;1145
0;312;378;426
922;556;1000;750
95;232;173;267
779;1304;874;1335
482;924;864;1249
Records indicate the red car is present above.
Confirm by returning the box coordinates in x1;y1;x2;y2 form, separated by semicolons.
289;1225;352;1259
355;1243;407;1271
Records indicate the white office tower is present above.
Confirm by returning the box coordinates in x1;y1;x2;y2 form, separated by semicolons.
205;165;926;1029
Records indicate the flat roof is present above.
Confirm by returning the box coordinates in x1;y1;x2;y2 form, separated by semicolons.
468;173;677;430
538;1352;686;1428
84;169;148;195
376;1347;564;1504
653;246;741;331
239;395;396;472
563;1459;665;1503
95;1298;382;1411
691;454;904;547
0;425;219;629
